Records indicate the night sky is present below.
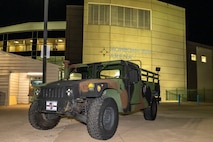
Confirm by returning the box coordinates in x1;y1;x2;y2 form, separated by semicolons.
0;0;67;26
0;0;213;46
160;0;213;46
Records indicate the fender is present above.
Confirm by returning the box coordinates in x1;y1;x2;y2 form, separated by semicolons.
102;89;124;113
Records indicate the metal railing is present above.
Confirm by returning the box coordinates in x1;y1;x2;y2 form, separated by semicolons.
166;88;213;103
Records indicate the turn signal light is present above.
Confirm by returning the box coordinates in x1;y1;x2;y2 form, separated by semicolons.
88;83;95;91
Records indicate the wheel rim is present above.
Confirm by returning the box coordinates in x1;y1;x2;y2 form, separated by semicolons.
103;107;115;130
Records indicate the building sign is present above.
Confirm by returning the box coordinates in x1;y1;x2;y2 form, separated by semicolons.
110;47;151;60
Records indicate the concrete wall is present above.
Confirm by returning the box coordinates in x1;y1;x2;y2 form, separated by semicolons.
0;74;9;105
186;41;197;89
0;51;59;105
187;41;213;91
187;41;213;102
18;73;30;104
83;0;186;101
0;51;59;83
197;47;213;90
9;73;19;105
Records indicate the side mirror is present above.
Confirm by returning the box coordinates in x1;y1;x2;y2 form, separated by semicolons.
156;67;161;72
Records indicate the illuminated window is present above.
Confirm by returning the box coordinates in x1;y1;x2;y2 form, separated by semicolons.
201;55;207;63
191;54;196;61
7;38;65;52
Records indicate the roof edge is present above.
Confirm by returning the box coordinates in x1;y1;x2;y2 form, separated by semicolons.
0;21;66;34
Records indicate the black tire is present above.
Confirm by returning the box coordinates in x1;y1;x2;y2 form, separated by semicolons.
145;87;152;105
143;97;157;120
87;97;119;140
28;101;61;130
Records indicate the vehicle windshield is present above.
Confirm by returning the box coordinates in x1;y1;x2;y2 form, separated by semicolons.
97;64;124;79
68;66;91;80
60;62;125;80
100;69;120;79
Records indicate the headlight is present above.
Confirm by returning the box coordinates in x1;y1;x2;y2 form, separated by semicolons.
97;85;101;92
88;83;105;92
66;88;73;96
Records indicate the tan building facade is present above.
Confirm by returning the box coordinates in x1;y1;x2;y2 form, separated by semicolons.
77;0;186;101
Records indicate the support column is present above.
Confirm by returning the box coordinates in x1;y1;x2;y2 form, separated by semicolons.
31;31;38;59
3;34;8;52
65;5;83;64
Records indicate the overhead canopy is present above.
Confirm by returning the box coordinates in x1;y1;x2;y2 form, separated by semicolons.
0;21;66;34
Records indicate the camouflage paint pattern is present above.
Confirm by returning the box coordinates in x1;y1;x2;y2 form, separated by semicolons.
34;60;158;114
79;79;129;113
64;60;151;113
79;78;148;113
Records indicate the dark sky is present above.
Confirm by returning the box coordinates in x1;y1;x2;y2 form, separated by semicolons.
160;0;213;46
0;0;67;26
0;0;212;46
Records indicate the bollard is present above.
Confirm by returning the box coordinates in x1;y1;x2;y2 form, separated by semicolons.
178;94;181;106
197;95;200;105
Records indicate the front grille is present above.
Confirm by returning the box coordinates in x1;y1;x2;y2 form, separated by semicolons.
40;87;66;99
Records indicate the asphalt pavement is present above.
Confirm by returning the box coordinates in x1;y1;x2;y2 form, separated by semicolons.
0;102;213;142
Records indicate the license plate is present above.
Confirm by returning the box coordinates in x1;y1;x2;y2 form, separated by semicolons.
46;101;57;111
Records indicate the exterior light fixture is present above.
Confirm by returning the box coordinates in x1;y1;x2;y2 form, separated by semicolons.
58;39;63;42
14;41;19;44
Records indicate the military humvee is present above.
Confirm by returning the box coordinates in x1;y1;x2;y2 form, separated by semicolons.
28;60;161;140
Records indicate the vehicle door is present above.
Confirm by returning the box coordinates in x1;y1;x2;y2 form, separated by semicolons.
127;65;142;105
